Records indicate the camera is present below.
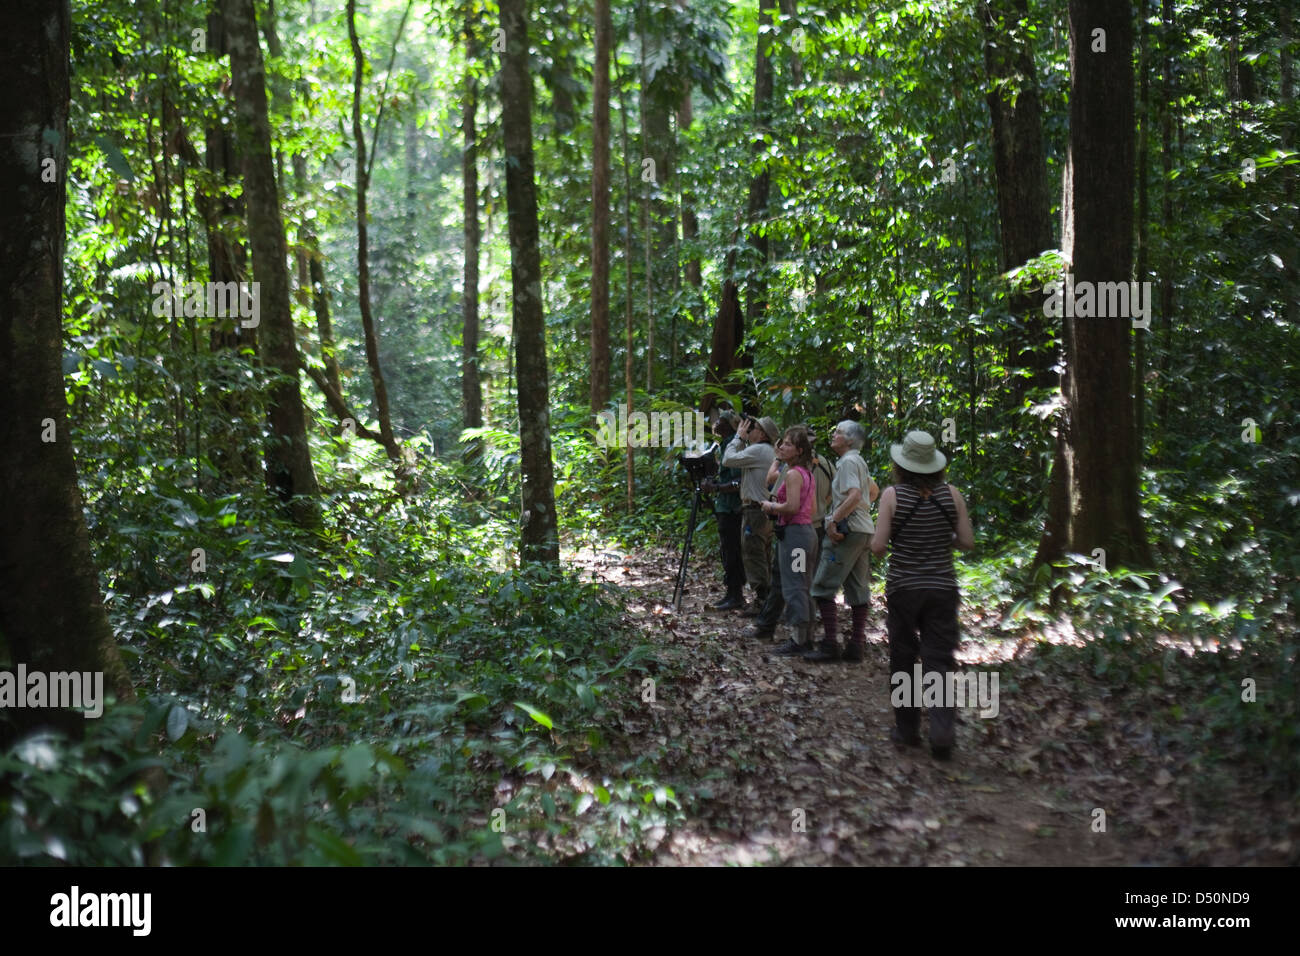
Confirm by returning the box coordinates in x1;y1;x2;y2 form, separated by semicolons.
677;443;719;484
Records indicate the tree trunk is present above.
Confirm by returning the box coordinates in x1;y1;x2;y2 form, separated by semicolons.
1134;0;1151;463
1154;0;1175;436
205;0;250;351
202;0;260;485
616;59;637;512
677;0;700;363
262;1;341;398
1281;6;1297;326
300;358;389;450
405;113;419;230
295;154;342;395
980;0;1055;400
346;0;403;463
704;250;745;416
678;58;700;384
548;0;578;137
463;21;484;430
1035;417;1072;567
226;0;320;516
499;0;560;562
641;132;655;395
1038;0;1150;568
0;0;135;737
779;0;804;88
638;0;674;395
678;85;700;290
745;0;775;335
590;0;612;411
703;0;774;413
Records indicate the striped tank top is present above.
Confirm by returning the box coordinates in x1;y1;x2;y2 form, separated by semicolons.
886;483;958;595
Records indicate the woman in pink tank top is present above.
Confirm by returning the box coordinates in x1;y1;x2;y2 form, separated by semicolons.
761;426;818;655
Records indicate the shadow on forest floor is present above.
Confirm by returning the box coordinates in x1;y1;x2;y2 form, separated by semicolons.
569;545;1298;866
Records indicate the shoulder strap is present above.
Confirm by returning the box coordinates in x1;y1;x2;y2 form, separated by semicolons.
930;484;958;529
891;485;957;539
890;488;923;541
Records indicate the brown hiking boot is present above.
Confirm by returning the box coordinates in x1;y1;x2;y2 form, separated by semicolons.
743;624;775;640
841;641;864;663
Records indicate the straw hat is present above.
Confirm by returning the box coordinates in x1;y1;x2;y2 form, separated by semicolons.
890;430;947;474
755;416;780;443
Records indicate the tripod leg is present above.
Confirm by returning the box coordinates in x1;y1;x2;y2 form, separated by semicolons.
673;490;701;609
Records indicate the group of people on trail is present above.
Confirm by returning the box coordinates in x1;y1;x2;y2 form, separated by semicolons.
701;411;975;758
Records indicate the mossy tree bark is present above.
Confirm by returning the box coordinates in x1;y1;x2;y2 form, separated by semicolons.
0;0;134;737
1038;0;1151;568
500;0;560;562
226;0;321;518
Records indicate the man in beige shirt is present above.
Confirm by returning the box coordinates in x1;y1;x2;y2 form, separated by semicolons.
722;415;779;609
806;420;880;662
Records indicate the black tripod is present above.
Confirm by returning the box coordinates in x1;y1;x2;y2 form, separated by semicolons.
672;484;706;611
672;443;718;610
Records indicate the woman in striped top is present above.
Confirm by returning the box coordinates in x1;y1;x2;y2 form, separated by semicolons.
871;431;975;759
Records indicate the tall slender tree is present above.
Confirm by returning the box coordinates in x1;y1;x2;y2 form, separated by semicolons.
744;0;775;337
346;0;403;463
590;0;612;411
0;0;134;736
500;0;559;562
676;6;700;380
676;0;700;295
617;59;637;512
226;0;320;517
638;0;676;394
778;0;804;87
260;1;342;398
463;15;484;432
1153;0;1176;434
639;21;656;394
1280;5;1297;327
703;0;774;413
981;0;1056;522
980;0;1054;400
199;0;261;484
297;155;343;396
1134;0;1152;461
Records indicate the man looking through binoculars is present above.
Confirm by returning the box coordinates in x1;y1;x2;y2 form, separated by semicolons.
699;410;746;610
721;414;780;611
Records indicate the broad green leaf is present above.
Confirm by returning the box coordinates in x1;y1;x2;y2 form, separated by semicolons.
165;705;188;742
513;701;553;730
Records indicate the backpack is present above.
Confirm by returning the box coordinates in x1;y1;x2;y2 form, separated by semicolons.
811;455;835;522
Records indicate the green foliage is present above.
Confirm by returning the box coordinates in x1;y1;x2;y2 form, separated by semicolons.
3;452;683;864
39;0;1300;863
979;548;1298;805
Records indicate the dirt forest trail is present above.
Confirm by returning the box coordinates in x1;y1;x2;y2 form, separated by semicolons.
570;545;1290;867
